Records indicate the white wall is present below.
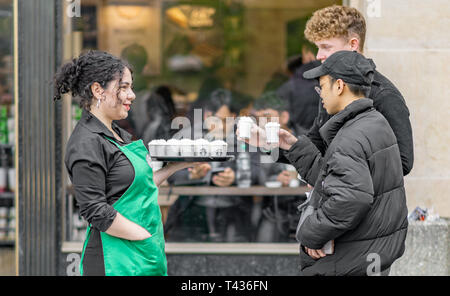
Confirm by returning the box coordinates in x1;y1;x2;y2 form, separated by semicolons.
349;0;450;217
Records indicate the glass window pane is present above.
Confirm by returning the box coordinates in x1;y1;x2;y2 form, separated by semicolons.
0;0;15;247
64;0;340;244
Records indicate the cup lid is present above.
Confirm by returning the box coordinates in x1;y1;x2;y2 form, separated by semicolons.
149;139;166;145
179;138;194;144
194;139;210;144
265;122;280;127
239;116;254;123
167;139;180;144
211;140;227;145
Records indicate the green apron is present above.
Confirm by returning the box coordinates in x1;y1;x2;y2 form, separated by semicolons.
80;137;167;276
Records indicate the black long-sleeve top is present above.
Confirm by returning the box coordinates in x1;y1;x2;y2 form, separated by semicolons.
65;109;135;232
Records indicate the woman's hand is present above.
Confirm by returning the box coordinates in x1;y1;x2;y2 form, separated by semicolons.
189;163;212;180
168;161;204;171
153;162;206;187
212;167;235;187
106;212;151;241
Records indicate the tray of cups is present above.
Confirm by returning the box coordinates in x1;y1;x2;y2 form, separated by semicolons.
148;138;235;162
150;155;235;162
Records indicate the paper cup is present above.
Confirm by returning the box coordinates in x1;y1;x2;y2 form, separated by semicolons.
179;139;195;157
148;139;166;156
148;144;157;156
210;140;228;157
156;143;166;156
238;117;253;139
194;139;210;157
166;139;180;156
265;122;280;143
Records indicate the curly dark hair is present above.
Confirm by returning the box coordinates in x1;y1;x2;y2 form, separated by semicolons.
53;50;132;110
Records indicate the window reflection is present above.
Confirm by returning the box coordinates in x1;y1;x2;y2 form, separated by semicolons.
66;0;340;243
0;0;15;245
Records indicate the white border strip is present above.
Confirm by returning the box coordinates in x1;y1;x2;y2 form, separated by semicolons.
62;242;300;255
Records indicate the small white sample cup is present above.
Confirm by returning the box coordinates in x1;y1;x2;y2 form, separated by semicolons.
179;139;195;157
210;140;228;157
194;139;210;157
265;122;280;143
166;139;180;156
148;139;166;156
238;117;253;139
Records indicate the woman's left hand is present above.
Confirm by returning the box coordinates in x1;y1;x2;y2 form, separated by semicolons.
168;161;205;171
153;162;206;187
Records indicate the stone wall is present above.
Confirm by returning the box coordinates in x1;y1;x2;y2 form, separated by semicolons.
346;0;450;217
390;220;450;276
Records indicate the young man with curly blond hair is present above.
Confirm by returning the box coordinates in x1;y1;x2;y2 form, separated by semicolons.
283;5;413;187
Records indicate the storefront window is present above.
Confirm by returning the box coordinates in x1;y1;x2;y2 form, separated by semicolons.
63;0;340;244
0;0;15;247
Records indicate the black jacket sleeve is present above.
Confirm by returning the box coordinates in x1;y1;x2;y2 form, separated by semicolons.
68;138;117;232
306;103;330;156
298;148;374;249
284;135;325;186
276;102;328;184
373;89;414;176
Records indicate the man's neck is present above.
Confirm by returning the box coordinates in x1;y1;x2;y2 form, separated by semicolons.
338;94;364;113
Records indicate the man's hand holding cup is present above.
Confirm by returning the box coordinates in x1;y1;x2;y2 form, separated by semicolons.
236;117;299;151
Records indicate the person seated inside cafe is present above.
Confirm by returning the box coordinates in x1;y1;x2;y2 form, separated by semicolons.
250;91;307;242
165;89;253;242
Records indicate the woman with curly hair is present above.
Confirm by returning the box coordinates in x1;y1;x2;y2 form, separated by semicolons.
54;50;197;276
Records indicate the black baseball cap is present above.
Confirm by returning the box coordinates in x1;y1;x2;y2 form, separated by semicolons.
303;51;375;86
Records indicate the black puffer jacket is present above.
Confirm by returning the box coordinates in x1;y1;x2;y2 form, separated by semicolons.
286;99;408;276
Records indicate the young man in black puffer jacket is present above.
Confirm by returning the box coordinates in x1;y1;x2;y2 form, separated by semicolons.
238;51;408;275
290;51;408;275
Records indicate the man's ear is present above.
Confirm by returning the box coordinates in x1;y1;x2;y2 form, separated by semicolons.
349;37;360;52
336;79;345;96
